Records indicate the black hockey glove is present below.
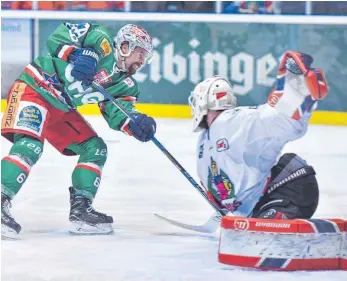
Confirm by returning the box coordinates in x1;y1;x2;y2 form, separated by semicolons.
68;48;99;86
128;113;156;142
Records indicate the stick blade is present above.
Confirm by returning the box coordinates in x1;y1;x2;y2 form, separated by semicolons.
154;213;222;234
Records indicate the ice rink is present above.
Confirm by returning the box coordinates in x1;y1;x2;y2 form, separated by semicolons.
1;116;347;281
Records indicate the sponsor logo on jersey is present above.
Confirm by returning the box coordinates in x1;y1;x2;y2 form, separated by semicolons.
198;143;204;158
2;83;25;129
123;77;135;88
13;102;47;137
216;138;229;152
17;106;43;133
99;38;112;57
94;69;111;85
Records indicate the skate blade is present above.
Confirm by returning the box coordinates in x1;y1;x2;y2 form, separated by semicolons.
69;222;114;235
1;225;19;240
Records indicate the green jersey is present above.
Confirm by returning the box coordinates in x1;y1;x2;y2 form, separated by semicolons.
17;22;140;131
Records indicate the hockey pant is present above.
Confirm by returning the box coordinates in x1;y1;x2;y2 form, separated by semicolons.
252;153;319;219
1;81;107;201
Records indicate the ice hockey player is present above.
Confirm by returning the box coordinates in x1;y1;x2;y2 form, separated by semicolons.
188;51;328;220
1;23;156;237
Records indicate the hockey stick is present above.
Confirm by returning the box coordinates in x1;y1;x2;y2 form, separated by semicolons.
92;81;227;230
154;212;222;233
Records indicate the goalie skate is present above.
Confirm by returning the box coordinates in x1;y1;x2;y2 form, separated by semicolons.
69;187;114;235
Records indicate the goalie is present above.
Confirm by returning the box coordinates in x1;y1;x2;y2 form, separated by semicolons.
188;51;328;220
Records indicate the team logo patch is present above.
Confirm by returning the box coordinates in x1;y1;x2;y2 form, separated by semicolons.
65;23;90;43
94;69;111;85
123;77;134;88
43;72;59;85
99;38;112;57
207;157;235;201
216;138;229;152
13;102;47;137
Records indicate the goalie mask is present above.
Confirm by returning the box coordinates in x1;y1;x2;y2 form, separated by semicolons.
188;76;237;132
113;24;154;72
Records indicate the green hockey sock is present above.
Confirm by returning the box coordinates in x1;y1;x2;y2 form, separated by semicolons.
67;136;107;201
1;135;43;198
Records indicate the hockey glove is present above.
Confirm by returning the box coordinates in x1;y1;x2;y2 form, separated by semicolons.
280;51;328;101
128;113;156;142
68;48;99;86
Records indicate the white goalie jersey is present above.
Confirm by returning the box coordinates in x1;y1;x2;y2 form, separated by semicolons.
196;104;311;217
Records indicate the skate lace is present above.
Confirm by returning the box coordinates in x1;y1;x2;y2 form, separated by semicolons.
2;199;13;218
86;199;108;217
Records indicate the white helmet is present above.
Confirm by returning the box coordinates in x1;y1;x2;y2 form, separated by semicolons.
188;76;237;132
114;24;153;71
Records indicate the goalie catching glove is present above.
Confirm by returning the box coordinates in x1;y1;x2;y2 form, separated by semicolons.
267;51;328;120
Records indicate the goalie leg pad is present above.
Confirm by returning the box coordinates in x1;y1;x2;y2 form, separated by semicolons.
219;216;347;271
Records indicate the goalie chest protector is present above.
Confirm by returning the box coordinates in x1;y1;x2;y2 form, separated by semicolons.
218;216;347;271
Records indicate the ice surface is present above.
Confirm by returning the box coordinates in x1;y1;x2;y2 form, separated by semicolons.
1;117;347;281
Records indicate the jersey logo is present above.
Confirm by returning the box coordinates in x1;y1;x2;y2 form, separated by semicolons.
216;138;229;152
94;69;111;85
43;72;59;85
123;77;134;88
13;102;47;137
198;143;204;158
207;157;235;201
65;23;90;43
99;38;112;57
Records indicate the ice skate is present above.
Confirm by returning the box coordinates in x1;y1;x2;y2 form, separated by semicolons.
68;187;114;235
1;193;21;239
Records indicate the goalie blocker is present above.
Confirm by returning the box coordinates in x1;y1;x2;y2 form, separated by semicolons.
219;216;347;271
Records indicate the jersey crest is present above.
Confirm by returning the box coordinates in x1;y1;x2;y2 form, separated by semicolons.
207;157;235;201
43;72;59;85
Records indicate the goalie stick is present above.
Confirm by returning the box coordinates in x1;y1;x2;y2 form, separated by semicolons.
92;81;227;232
154;212;222;233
